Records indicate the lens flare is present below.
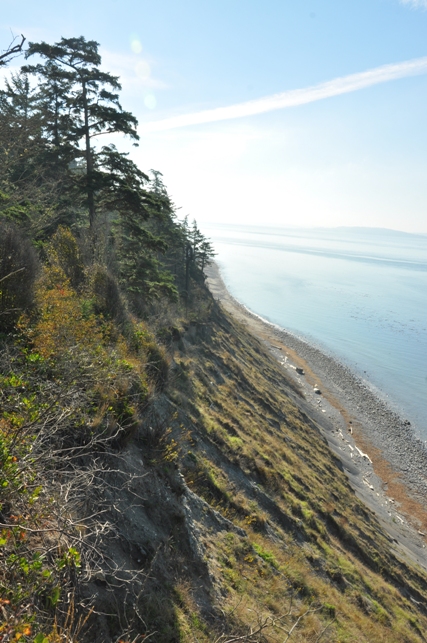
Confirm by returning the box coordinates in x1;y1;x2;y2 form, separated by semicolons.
135;60;150;81
144;94;157;109
130;38;142;54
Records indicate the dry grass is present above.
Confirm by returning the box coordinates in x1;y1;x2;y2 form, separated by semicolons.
170;304;427;642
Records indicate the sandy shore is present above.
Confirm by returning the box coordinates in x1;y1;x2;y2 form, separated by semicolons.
205;261;427;570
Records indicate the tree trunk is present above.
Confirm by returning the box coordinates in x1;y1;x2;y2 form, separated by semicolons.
185;243;193;312
54;87;59;149
82;79;95;231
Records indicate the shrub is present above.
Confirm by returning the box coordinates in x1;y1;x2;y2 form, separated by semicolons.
46;226;85;289
28;268;104;362
19;267;148;448
88;263;127;326
124;321;169;392
145;341;169;392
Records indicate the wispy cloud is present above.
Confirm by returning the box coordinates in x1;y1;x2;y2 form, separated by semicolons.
400;0;427;9
140;56;427;133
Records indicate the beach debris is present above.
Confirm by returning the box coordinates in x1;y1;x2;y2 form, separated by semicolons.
313;386;322;395
355;446;373;463
296;367;305;375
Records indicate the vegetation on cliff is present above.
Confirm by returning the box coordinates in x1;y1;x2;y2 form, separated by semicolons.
1;36;427;642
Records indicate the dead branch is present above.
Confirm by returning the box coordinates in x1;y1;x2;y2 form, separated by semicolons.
0;266;26;284
214;602;329;643
0;34;26;66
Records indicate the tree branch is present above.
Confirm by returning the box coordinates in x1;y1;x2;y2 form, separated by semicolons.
0;34;26;66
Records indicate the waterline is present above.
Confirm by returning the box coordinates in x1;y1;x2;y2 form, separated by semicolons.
204;224;427;438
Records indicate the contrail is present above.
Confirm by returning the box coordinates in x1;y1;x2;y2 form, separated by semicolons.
140;56;427;133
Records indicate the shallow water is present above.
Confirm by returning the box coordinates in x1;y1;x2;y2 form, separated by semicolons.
203;224;427;439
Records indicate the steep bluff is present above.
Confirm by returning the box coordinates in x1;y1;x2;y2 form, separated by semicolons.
78;298;427;641
2;280;427;642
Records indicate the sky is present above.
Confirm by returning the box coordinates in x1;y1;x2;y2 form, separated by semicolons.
1;1;427;233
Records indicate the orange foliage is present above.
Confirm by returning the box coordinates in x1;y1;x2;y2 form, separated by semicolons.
28;274;103;361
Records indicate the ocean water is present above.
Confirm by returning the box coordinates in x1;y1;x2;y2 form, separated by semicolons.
203;224;427;439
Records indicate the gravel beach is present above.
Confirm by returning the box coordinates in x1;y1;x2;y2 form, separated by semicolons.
206;261;427;570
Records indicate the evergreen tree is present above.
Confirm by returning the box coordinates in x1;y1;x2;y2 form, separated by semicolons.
0;72;41;177
1;35;216;308
190;219;215;273
25;37;139;231
22;59;74;160
0;72;54;232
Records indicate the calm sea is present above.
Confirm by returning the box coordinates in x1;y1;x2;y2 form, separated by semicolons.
203;224;427;440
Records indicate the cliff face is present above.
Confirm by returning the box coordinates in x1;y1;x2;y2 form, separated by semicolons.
77;299;427;642
2;287;427;642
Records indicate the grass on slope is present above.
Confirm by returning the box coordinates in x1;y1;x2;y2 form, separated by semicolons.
163;300;427;642
2;263;427;643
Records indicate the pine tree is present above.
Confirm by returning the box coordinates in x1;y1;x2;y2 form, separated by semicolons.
0;72;41;175
0;72;54;232
25;37;139;231
22;59;74;160
1;35;216;308
190;219;215;274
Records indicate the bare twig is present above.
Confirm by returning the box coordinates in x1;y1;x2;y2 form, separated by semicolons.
315;616;337;642
0;266;26;284
0;33;26;66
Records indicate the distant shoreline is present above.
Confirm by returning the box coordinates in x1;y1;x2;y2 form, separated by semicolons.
203;223;427;436
205;260;427;567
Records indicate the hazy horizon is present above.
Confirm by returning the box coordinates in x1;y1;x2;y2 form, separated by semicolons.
203;222;427;238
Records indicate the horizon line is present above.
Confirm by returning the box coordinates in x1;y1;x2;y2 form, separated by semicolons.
139;55;427;133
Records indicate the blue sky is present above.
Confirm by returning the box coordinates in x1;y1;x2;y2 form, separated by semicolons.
1;0;427;232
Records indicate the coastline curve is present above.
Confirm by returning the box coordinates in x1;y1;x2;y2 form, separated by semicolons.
206;260;427;567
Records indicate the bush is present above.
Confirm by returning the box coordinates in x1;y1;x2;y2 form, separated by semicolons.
123;321;169;392
0;222;38;332
145;341;169;392
88;264;127;326
47;226;85;289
